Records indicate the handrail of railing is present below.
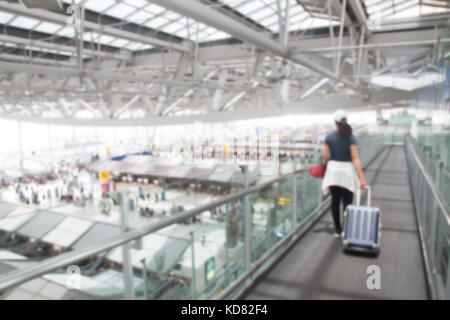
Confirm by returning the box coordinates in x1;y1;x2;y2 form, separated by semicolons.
406;134;450;300
216;137;386;300
0;135;386;295
217;196;331;300
407;136;450;223
0;169;305;292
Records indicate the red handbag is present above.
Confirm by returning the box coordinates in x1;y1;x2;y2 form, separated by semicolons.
309;163;326;178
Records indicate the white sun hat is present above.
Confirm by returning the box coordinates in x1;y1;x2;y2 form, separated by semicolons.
333;109;348;122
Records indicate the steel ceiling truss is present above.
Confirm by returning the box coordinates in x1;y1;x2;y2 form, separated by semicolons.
0;0;446;119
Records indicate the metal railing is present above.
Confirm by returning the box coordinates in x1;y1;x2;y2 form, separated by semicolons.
0;135;386;299
412;133;450;210
406;135;450;300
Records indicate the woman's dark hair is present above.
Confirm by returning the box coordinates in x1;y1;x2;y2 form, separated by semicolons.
335;119;352;138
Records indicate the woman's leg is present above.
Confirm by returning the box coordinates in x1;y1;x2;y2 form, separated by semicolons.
329;186;342;234
341;188;354;211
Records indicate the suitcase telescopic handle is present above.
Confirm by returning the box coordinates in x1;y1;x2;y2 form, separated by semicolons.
356;186;371;206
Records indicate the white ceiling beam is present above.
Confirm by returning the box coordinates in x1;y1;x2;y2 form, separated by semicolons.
77;98;103;118
0;33;129;61
221;70;271;111
113;94;141;118
1;87;412;126
348;0;370;34
294;38;450;52
370;49;431;77
0;61;246;91
296;78;330;101
161;70;217;116
147;0;357;88
210;71;227;111
0;53;76;67
57;98;71;117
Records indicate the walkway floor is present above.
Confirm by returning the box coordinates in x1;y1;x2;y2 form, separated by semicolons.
243;146;429;300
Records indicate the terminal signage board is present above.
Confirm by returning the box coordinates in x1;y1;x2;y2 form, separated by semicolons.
99;170;110;181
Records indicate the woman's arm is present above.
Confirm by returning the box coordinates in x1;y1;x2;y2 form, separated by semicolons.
322;144;330;162
350;145;367;189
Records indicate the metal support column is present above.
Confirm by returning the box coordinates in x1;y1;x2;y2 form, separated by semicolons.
327;0;337;70
77;0;86;87
435;160;443;189
336;0;347;74
430;160;444;272
18;121;24;172
292;176;297;228
446;251;450;300
190;231;197;295
47;124;52;158
119;191;135;300
242;165;252;284
141;260;148;300
356;25;365;83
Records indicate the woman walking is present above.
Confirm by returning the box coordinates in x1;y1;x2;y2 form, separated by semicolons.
322;109;367;237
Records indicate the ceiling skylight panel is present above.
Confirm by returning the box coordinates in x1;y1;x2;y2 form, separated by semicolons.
203;31;230;41
181;29;207;40
160;22;184;34
83;33;115;45
289;10;309;23
96;35;116;45
198;26;216;35
260;14;279;26
267;22;280;32
249;7;275;21
375;0;420;19
61;0;82;4
106;3;136;19
174;29;191;39
57;27;76;38
301;17;334;29
387;5;421;19
366;1;393;15
290;5;304;15
34;22;61;34
403;3;447;17
125;0;149;8
237;1;265;15
109;38;130;47
1;42;16;48
126;42;144;50
187;22;213;36
197;22;212;31
370;7;395;19
9;16;40;29
394;0;410;5
27;46;42;51
197;32;213;41
145;16;169;29
162;11;184;22
0;12;14;24
365;0;382;5
126;42;153;51
36;47;71;56
146;4;166;15
85;0;116;12
127;10;154;24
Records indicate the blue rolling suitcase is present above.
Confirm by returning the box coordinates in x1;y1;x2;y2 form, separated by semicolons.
342;186;381;254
